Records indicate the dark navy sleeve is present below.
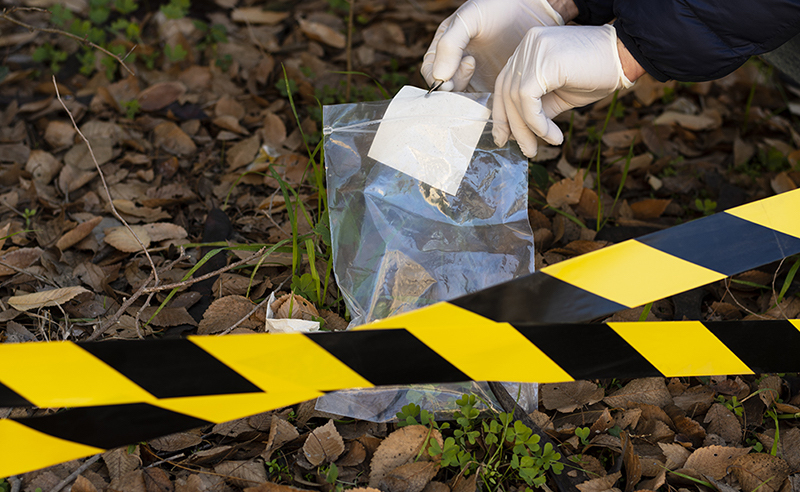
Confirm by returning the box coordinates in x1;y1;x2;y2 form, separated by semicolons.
612;0;800;82
572;0;614;25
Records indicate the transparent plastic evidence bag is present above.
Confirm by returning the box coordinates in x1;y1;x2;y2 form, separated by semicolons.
317;86;537;421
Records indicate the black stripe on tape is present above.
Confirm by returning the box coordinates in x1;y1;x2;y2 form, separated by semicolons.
515;323;662;380
704;320;800;373
80;340;263;398
0;382;32;407
15;403;210;449
450;275;627;324
307;330;470;386
638;213;800;276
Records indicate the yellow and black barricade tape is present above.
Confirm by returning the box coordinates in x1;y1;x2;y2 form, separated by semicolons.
1;188;800;477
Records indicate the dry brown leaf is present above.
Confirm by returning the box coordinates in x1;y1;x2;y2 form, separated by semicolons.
653;110;721;131
637;469;666;491
72;475;99;492
59;164;97;193
112;200;171;222
379;461;439;492
108;469;146;492
622;432;642;492
577;470;621;492
44;120;76;148
630;199;671;220
664;404;705;448
56;216;102;250
214;460;268;489
136;81;187;112
303;419;345;466
153;122;196;156
337;440;367;467
104;225;151;252
602;129;641;148
142;467;173;492
231;8;289;24
149;430;203;452
759;375;783;408
771;171;797;194
672;384;715;415
199;295;262;334
213;115;249;134
261;111;287;147
272;293;319;320
731;453;790;492
227;135;261;170
215;95;245;120
590;408;615;435
8;286;89;311
683;445;750;480
547;171;585;208
542;381;604;412
103;445;141;483
26;149;62;184
0;247;43;276
370;425;443;488
263;415;299;460
245;483;316;492
658;443;690;470
616;408;642;430
421;483;449;492
704;403;742;445
298;17;346;48
64;138;114;169
604;378;672;408
141;223;188;242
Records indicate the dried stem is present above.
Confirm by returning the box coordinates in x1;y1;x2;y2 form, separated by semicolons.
345;0;354;101
1;7;135;76
218;293;271;335
50;454;102;492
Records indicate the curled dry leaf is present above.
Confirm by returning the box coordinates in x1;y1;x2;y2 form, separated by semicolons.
43;120;76;148
199;295;263;334
103;445;141;483
731;453;790;492
337;440;367;467
71;475;98;492
664;404;706;448
379;461;440;492
231;8;289;24
140;222;188;242
298;17;346;49
630;199;671;220
59;164;97;193
215;95;245;120
8;286;89;311
604;378;672;408
450;472;477;492
149;430;203;452
303;419;345;466
263;415;300;461
759;375;782;408
547;171;585;208
56;216;102;250
542;380;604;412
104;225;151;252
703;403;742;445
227;134;261;170
136;81;187;112
370;425;443;488
26;149;62;184
272;293;319;320
0;247;43;276
577;470;621;492
214;460;268;489
658;442;690;470
153;121;196;156
683;445;750;480
653;109;721;131
244;483;316;492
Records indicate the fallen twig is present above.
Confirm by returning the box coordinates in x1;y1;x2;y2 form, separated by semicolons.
49;454;102;492
1;7;135;76
218;293;271;335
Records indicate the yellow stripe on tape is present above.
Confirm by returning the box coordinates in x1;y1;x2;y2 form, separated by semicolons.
0;419;104;477
190;333;373;393
371;303;574;383
541;240;726;308
0;342;154;408
609;321;753;377
727;189;800;239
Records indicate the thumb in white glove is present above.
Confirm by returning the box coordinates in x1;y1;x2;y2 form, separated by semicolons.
492;24;634;158
420;0;564;93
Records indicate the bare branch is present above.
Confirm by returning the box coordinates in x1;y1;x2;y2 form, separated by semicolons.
1;7;136;76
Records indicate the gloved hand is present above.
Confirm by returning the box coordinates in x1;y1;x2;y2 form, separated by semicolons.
420;0;564;93
492;24;634;158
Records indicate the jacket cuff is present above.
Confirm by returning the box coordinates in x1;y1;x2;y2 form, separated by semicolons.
614;18;669;82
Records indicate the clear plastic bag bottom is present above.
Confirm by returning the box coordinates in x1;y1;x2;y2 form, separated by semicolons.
319;92;538;421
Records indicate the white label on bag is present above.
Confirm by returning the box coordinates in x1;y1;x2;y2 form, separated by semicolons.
367;86;491;195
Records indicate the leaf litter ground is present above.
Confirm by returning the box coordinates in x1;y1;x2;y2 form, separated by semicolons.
2;0;800;491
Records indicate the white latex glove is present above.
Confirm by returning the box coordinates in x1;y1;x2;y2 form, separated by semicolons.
493;24;634;158
420;0;564;93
